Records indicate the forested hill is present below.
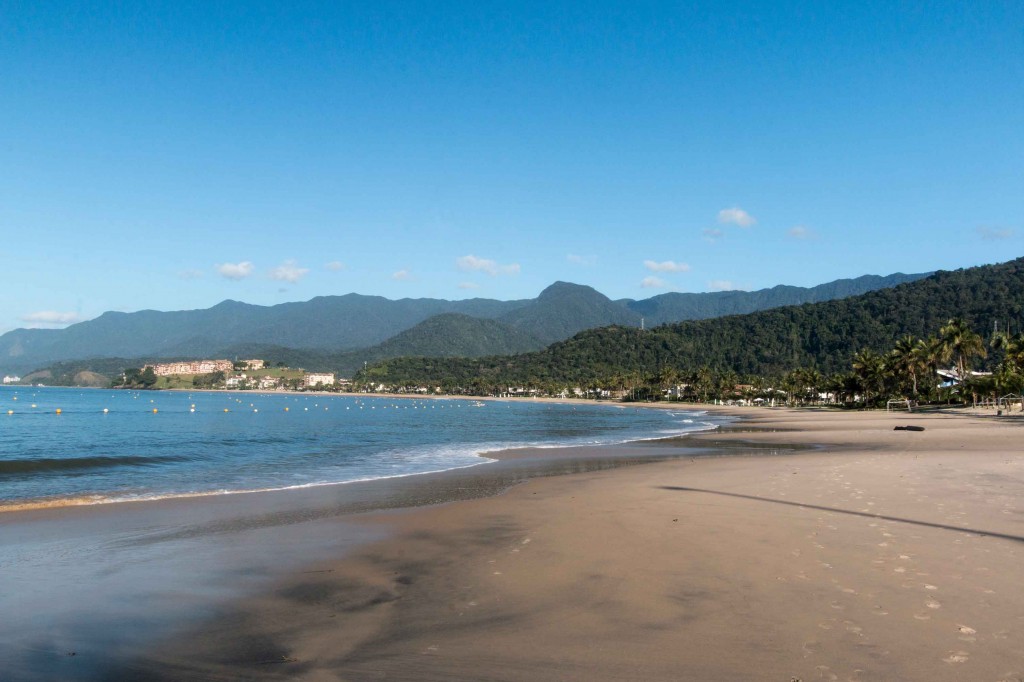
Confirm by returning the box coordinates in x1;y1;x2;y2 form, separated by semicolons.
359;258;1024;387
1;270;927;376
623;272;926;325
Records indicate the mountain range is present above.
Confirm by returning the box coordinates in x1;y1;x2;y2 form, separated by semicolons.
3;271;927;377
366;257;1024;387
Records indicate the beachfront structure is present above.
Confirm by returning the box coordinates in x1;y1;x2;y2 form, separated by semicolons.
258;376;281;390
2;375;20;384
241;359;265;370
225;374;246;389
146;359;234;376
304;372;336;388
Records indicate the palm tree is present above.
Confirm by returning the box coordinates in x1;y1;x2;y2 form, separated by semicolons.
939;318;987;403
889;335;923;397
852;348;886;405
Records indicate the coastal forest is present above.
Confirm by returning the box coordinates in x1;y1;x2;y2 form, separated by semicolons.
354;257;1024;404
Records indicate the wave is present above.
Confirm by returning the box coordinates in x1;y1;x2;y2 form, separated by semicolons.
0;454;191;476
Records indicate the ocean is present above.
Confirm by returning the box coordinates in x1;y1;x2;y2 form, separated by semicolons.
0;386;719;510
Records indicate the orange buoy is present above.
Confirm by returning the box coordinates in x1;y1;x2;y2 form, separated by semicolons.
56;408;62;414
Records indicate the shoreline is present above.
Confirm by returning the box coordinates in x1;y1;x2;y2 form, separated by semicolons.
110;406;1024;681
0;397;735;515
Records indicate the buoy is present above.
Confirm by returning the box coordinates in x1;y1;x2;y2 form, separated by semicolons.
152;408;158;413
285;407;289;412
6;410;12;415
190;408;195;413
253;408;258;413
224;408;229;412
56;408;62;414
31;404;37;408
103;408;109;413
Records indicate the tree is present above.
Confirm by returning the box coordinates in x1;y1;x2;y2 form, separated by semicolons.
852;349;886;405
888;335;923;397
938;318;987;403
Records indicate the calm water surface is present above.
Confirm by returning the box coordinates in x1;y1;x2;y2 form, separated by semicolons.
0;386;716;508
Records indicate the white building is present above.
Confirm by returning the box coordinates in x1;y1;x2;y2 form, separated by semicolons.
2;375;20;385
304;372;336;388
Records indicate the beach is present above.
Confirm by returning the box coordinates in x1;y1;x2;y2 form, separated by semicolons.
82;406;1021;681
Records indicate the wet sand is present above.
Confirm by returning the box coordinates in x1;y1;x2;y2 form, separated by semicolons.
96;406;1024;681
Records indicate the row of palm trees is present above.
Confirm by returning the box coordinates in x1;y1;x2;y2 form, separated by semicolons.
645;318;998;407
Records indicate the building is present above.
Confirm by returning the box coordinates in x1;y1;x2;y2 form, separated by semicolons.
145;359;233;376
258;376;281;390
304;372;336;388
2;375;20;385
225;374;247;389
242;359;265;370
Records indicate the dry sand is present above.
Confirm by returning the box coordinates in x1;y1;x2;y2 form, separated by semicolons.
122;407;1024;681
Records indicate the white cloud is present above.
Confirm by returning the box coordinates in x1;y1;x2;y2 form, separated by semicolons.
708;280;736;291
269;259;310;283
717;207;756;228
20;311;84;325
640;276;668;289
787;225;817;240
392;269;412;281
458;282;481;290
216;261;255;280
177;269;204;280
325;261;347;272
977;226;1015;241
644;260;691;273
702;228;724;242
456;254;520;276
567;253;597;266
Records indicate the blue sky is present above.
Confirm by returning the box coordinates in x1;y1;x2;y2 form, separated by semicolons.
2;1;1022;333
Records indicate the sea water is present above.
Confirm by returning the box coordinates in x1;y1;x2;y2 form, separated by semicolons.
0;386;718;508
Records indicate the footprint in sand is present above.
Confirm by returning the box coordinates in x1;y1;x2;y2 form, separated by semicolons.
924;584;938;591
942;651;969;664
914;612;931;620
894;567;906;574
871;605;889;616
957;625;977;642
829;601;845;611
814;665;838;680
925;599;941;609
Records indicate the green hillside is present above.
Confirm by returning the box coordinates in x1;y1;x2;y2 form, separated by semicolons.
358;258;1024;388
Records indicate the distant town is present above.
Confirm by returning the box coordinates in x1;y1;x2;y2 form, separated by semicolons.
109;358;348;392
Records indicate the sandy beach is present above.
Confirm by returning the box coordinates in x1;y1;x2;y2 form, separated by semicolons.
86;406;1020;682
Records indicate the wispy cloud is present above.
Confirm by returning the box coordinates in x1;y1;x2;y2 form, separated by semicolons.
269;259;310;283
392;269;412;281
644;260;690;273
456;254;520;276
325;261;347;272
458;282;481;290
567;254;597;266
216;261;255;280
20;311;84;326
977;226;1015;241
640;276;669;289
787;225;817;240
708;280;736;291
717;207;756;228
702;228;724;243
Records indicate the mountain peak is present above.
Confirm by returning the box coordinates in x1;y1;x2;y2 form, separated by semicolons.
537;281;607;302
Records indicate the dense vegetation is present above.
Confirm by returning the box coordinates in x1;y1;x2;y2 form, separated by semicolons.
354;258;1024;400
2;271;927;376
